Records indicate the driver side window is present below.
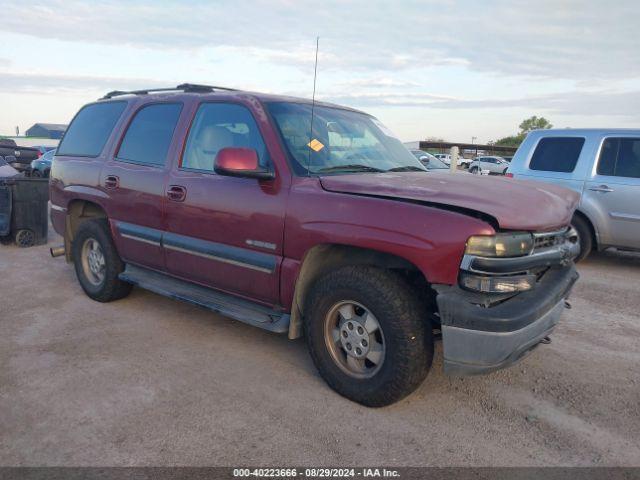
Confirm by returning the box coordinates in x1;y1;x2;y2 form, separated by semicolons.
181;103;269;172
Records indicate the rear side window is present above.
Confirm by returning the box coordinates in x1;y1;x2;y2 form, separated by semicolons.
597;138;640;179
529;137;584;173
57;102;127;157
117;103;183;166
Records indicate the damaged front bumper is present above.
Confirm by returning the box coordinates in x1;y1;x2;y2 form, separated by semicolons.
434;264;579;376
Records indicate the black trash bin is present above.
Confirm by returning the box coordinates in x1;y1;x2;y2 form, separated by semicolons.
0;177;49;247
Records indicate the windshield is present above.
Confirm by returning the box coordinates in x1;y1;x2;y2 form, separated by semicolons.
267;102;426;175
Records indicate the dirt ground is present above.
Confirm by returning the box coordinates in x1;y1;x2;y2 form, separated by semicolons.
1;228;639;467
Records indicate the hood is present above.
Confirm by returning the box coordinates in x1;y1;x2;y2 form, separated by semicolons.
319;172;580;231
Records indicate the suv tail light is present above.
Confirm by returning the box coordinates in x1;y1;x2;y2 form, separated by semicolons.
504;172;514;178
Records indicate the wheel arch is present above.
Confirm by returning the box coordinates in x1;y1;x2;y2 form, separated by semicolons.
63;199;108;262
287;243;432;339
573;209;598;250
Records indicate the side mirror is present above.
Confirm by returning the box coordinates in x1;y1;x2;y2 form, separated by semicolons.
214;147;274;180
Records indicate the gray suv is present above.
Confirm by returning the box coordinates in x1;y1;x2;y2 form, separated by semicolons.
507;129;640;261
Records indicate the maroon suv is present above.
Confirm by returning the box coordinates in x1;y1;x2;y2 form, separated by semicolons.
50;84;580;406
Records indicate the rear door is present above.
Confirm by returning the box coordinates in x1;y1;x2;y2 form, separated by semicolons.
102;102;183;271
584;136;640;249
163;101;287;304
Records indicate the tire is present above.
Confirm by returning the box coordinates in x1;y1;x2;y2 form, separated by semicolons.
304;266;433;407
44;169;50;178
571;214;593;262
72;218;132;302
15;229;35;247
31;169;42;178
469;167;478;174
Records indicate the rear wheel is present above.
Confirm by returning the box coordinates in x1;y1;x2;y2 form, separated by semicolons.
469;166;479;174
31;169;42;178
72;219;132;302
571;214;593;262
304;266;433;407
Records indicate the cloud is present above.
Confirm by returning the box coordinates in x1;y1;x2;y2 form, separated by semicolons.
3;69;637;121
334;78;423;89
321;88;640;118
2;0;639;80
0;71;168;95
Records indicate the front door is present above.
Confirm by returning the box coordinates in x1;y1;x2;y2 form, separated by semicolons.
584;135;640;249
164;101;287;305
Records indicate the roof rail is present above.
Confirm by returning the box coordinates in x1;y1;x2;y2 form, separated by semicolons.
100;83;238;100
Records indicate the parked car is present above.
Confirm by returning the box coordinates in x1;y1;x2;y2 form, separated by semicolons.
0;139;39;174
434;153;470;168
0;156;20;178
506;129;640;261
410;150;449;170
469;156;509;175
49;84;580;407
30;148;56;177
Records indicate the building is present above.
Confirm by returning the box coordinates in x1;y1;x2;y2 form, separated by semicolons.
405;140;517;158
25;123;67;139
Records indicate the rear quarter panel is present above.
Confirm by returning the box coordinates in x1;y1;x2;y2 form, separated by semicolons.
49;101;133;236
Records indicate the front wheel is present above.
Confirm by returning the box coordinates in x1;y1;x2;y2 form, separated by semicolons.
304;266;433;407
571;214;593;262
72;218;132;302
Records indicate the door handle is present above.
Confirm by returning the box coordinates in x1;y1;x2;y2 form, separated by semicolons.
589;185;614;193
167;185;187;202
104;175;119;189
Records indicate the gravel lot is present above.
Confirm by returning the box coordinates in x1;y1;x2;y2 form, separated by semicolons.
1;228;639;467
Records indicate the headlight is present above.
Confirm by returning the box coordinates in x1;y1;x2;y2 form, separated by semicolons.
465;232;533;258
460;272;536;293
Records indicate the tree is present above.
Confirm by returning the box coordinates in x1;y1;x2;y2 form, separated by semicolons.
519;116;553;134
494;134;525;147
491;116;553;148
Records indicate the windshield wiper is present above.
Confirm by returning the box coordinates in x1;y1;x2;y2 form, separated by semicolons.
386;166;426;172
316;164;385;173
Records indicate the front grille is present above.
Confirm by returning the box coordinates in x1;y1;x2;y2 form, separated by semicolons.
533;228;569;252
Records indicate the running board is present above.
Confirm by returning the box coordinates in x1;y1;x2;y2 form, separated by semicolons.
119;265;290;333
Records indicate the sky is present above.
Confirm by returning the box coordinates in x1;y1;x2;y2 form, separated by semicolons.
0;0;639;143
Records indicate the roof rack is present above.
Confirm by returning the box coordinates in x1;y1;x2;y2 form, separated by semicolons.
100;83;238;100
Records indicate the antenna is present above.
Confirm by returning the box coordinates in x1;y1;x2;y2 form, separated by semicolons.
307;36;320;177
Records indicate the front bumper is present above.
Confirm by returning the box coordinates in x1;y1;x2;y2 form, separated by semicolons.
434;265;578;376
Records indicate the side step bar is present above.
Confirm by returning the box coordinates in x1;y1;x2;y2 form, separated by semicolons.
119;265;290;334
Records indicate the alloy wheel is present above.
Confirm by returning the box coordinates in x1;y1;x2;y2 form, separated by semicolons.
323;300;386;379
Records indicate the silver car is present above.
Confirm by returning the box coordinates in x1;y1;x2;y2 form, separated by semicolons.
469;156;510;175
507;129;640;261
410;150;450;171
